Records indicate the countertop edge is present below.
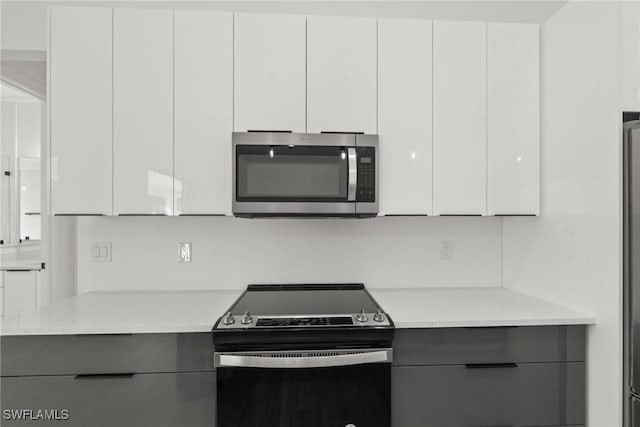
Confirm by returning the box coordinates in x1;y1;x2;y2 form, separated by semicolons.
1;318;596;336
392;317;597;329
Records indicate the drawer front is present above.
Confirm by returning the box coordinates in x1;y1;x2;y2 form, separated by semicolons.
393;325;585;366
1;333;214;376
1;372;215;427
392;362;585;427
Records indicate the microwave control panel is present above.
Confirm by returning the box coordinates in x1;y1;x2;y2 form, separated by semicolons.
356;147;376;202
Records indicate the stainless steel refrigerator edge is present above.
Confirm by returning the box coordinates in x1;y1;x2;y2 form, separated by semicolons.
623;119;640;427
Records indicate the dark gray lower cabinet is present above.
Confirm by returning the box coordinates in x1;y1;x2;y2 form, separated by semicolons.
392;362;584;427
633;396;640;427
1;372;215;426
392;326;586;427
1;333;214;376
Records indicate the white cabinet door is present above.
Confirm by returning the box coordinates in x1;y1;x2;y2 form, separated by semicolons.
174;11;233;215
113;9;174;215
433;21;487;215
307;16;377;134
487;23;540;215
378;19;433;215
4;271;36;316
34;270;48;308
234;13;306;133
50;6;112;215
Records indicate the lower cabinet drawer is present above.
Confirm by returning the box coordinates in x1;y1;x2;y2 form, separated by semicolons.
392;362;585;427
1;333;214;376
1;372;216;427
393;326;585;366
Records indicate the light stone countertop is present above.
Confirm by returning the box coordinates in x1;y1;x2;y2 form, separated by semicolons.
369;287;595;328
0;287;595;336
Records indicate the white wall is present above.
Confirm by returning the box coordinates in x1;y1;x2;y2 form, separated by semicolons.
77;216;502;292
0;1;47;51
502;2;622;427
15;102;41;158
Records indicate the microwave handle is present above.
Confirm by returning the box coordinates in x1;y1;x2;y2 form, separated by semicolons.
348;147;357;201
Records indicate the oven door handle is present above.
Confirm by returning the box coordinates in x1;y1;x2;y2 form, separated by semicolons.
215;349;392;369
347;147;357;202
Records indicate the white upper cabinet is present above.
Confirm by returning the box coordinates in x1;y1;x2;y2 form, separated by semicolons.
487;23;540;215
378;19;433;215
50;6;112;215
174;11;233;215
307;16;377;134
433;21;487;215
113;9;174;215
234;13;306;133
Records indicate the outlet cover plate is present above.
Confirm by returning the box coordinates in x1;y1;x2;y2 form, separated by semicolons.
179;242;192;263
91;242;112;262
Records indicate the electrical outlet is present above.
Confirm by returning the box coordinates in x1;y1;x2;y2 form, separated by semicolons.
179;242;192;263
440;241;453;261
91;242;112;262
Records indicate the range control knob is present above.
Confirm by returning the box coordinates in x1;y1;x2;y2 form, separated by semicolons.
241;311;253;325
222;312;235;325
373;309;386;323
356;310;368;323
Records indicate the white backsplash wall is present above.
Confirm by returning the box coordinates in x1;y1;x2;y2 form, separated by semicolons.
502;2;623;427
76;216;502;292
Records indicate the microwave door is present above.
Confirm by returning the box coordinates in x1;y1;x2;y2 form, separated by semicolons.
234;145;356;216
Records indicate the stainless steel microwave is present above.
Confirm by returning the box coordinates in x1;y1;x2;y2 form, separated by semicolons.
232;132;378;217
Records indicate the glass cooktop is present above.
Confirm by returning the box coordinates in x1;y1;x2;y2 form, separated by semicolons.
228;283;380;316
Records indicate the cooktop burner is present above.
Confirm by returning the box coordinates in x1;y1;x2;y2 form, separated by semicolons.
212;283;394;351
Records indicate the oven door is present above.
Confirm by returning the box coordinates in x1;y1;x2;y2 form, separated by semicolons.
215;348;392;427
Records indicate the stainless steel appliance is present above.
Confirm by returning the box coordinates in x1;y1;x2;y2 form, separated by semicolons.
212;283;394;427
624;118;640;427
232;132;378;217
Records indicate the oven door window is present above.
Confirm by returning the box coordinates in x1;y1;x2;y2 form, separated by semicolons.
217;364;390;427
236;145;350;202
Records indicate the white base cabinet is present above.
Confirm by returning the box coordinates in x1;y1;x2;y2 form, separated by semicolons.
3;271;37;316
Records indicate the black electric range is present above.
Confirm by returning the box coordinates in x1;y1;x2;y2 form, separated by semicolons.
212;283;394;427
